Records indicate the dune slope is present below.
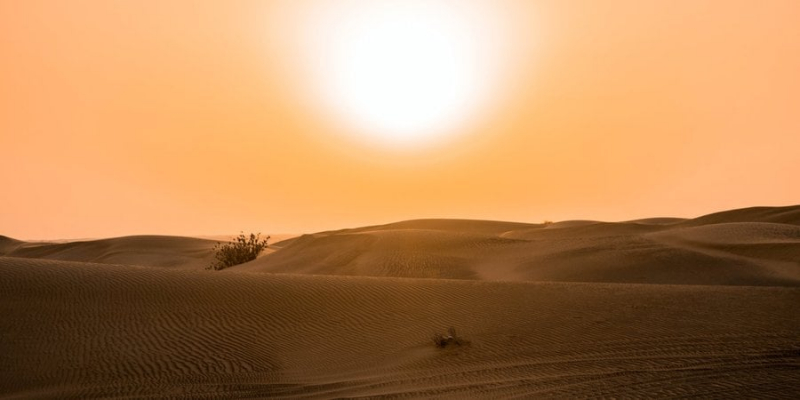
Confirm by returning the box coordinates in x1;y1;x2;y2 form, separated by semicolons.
1;256;799;398
0;235;23;254
239;206;800;286
4;235;218;270
3;205;799;397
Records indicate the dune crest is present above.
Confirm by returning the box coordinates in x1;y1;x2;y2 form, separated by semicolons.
238;205;800;286
4;235;219;270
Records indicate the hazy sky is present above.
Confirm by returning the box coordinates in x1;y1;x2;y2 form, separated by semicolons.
2;0;799;239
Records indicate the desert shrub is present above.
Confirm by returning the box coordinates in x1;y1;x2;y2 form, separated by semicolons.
432;327;468;348
207;232;270;271
542;220;554;226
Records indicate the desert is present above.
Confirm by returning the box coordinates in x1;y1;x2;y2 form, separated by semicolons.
3;2;800;397
2;205;799;398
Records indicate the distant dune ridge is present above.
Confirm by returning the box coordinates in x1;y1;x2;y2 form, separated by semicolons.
1;205;799;398
239;205;800;286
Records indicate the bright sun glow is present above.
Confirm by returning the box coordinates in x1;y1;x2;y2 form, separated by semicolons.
289;1;513;149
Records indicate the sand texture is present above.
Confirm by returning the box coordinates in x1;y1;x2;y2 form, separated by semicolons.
2;205;799;398
240;205;800;286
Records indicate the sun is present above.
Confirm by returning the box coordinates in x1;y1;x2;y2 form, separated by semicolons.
322;2;482;147
287;1;512;150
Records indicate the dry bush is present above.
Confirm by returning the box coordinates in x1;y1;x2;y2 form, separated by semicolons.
207;232;269;271
432;327;468;348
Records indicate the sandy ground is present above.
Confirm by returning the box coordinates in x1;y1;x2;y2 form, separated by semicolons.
1;205;799;398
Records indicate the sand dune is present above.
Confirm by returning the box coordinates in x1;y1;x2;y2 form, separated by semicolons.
2;256;798;398
2;235;219;270
239;206;800;286
0;235;23;254
2;205;800;398
624;217;688;225
679;205;800;227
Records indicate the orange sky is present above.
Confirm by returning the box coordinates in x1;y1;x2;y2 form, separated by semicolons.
2;0;799;240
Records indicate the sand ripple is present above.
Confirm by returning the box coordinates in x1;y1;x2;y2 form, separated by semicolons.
2;256;798;398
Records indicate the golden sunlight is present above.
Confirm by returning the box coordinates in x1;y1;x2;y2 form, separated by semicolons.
4;2;800;397
288;0;515;149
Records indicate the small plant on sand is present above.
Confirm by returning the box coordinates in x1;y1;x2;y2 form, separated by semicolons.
207;232;270;271
542;220;554;226
432;327;468;349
